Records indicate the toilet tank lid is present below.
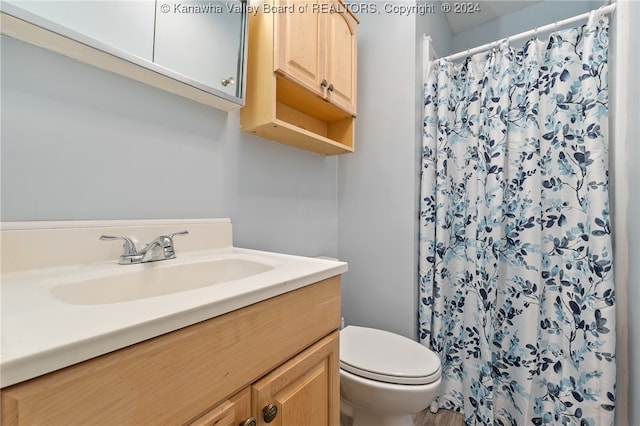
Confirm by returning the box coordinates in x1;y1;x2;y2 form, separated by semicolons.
340;326;441;384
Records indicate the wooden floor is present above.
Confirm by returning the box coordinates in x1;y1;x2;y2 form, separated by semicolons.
414;408;466;426
341;407;465;426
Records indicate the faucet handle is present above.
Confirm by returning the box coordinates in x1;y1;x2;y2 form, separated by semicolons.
99;235;139;256
167;230;189;240
162;230;189;257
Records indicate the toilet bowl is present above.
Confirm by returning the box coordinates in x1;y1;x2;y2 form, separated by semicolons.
339;326;441;426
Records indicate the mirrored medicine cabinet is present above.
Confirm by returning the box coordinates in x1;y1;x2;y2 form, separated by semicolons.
0;0;248;111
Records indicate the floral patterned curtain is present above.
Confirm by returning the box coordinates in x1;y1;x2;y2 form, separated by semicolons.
419;11;615;426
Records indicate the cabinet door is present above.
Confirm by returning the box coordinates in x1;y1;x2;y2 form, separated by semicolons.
324;2;357;115
189;388;253;426
153;0;246;97
274;0;325;97
252;332;339;426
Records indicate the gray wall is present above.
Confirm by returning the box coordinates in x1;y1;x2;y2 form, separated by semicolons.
0;36;338;257
623;78;640;424
337;6;452;340
612;2;640;424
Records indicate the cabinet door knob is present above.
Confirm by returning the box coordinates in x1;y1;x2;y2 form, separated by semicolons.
263;403;278;423
328;83;334;92
240;417;257;426
221;76;235;87
321;79;328;88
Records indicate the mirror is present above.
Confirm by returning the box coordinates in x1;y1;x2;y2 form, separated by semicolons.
154;1;246;98
0;0;248;109
1;1;156;60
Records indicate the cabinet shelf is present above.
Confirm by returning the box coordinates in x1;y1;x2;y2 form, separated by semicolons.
247;113;354;155
243;76;354;155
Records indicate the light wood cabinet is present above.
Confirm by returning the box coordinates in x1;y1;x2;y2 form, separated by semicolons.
188;388;252;426
274;0;324;99
1;277;341;426
253;333;339;426
241;0;358;155
274;0;357;115
323;3;357;114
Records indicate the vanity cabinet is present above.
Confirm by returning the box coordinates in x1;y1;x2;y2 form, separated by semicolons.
188;388;252;426
241;0;358;155
252;332;338;425
0;276;341;426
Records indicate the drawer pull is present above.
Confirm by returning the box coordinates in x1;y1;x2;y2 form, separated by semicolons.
263;403;278;423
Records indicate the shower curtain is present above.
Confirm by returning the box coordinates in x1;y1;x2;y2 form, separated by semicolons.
419;11;616;426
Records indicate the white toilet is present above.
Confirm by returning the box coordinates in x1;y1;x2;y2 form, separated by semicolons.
339;325;441;426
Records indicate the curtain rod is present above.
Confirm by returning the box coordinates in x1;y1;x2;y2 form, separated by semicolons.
443;3;616;62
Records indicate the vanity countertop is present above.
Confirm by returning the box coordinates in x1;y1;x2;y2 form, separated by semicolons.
0;219;347;388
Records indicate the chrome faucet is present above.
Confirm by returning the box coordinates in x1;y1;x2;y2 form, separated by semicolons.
100;231;189;264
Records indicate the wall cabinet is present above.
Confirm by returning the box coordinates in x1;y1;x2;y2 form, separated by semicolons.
0;277;341;426
1;0;156;60
241;0;358;155
0;0;248;110
274;0;356;115
153;0;247;99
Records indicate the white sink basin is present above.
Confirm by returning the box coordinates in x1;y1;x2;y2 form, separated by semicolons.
51;257;274;305
1;218;348;388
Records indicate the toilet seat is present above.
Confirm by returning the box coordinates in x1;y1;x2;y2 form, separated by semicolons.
340;326;441;385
